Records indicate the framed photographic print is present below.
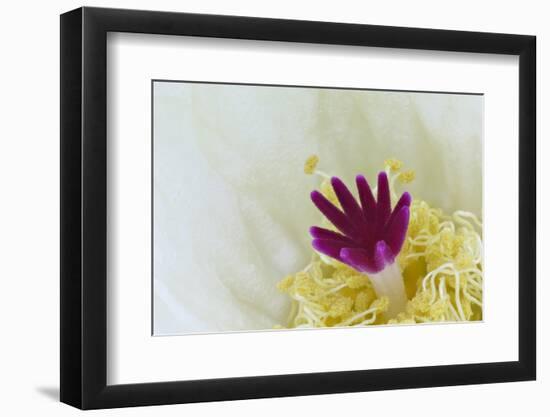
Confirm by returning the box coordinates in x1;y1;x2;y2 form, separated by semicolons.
60;6;536;409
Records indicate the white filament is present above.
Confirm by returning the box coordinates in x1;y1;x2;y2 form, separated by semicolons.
367;262;408;319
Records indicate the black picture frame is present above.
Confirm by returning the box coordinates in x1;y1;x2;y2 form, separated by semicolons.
60;6;536;410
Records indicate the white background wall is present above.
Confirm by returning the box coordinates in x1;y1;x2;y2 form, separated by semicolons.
0;0;545;415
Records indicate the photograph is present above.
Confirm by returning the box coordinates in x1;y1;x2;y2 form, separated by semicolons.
152;81;483;335
0;0;542;414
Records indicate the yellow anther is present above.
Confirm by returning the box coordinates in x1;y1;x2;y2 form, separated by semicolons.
320;180;339;206
429;215;440;234
354;291;373;311
429;299;448;318
455;252;473;270
304;154;320;175
294;272;315;296
371;297;389;313
345;275;370;289
398;170;416;184
384;158;403;172
277;275;295;292
328;296;353;318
